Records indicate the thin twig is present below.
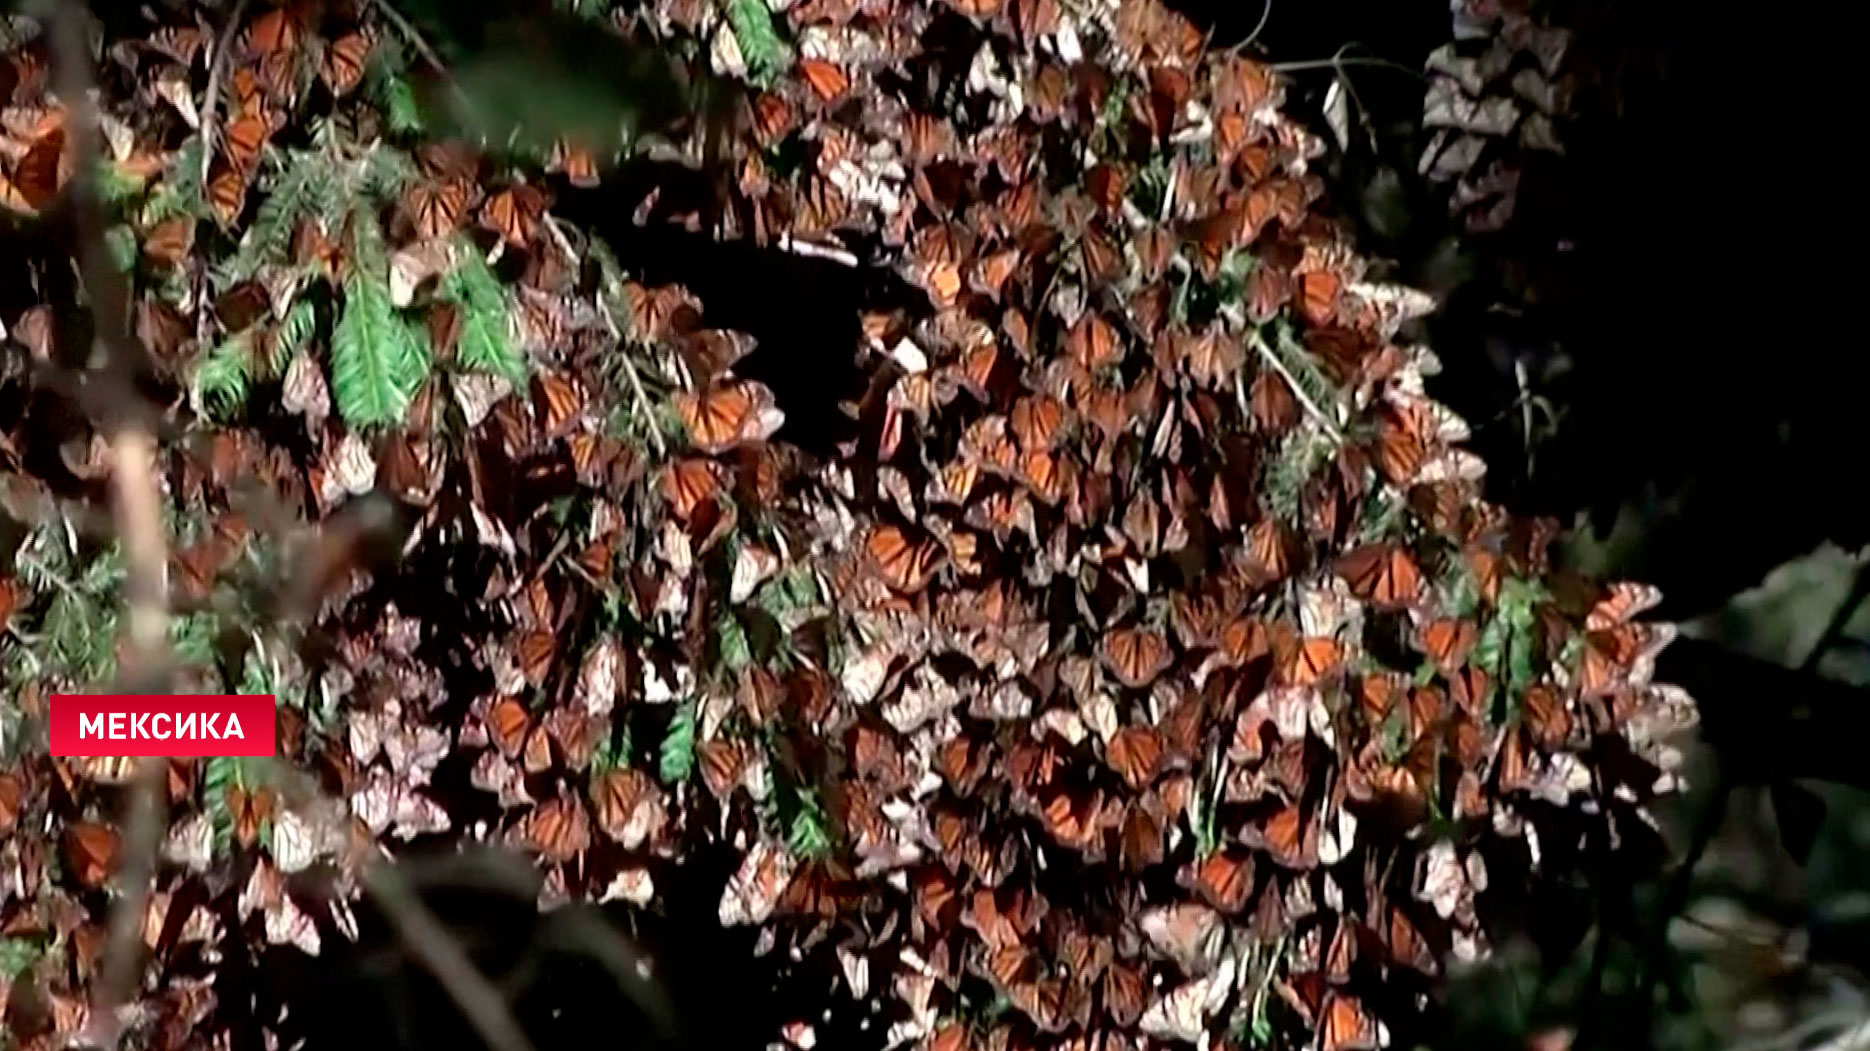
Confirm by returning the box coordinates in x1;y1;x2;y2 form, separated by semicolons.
110;429;171;683
364;865;540;1051
197;0;252;185
1515;356;1537;478
265;763;539;1051
369;0;451;78
1228;0;1275;55
41;4;176;1046
1272;56;1424;77
1249;330;1342;441
369;0;478;117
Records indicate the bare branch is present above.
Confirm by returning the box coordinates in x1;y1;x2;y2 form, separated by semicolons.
41;6;177;1044
265;763;539;1051
363;865;540;1051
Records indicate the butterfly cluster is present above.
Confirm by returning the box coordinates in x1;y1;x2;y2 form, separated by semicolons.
0;2;1694;1051
1420;2;1577;235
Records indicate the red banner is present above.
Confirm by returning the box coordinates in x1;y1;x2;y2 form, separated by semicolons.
48;695;277;757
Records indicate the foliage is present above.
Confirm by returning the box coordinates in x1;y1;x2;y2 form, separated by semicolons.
331;266;430;427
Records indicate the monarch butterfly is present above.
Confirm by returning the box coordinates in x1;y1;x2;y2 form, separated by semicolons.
146;23;207;66
1250;803;1318;870
201;163;248;227
485;697;531;757
960;417;1018;476
1182;848;1255;914
1585;581;1664;631
1100;626;1173;688
1321;994;1386;1051
244;6;301;58
1243;516;1296;587
1578;622;1674;695
797;57;851;102
1495;726;1534;794
1009;393;1066;451
968;248;1021;301
138;215;195;270
934;735;990;797
524;793;591;864
619;282;693;345
749;92;794;146
515;629;557;686
529;370;585;438
910;227;964;306
719;840;798;928
1519;683;1571;749
172;537;225;602
586;767;662;849
1039;786;1111;854
404;179;472;240
1061;314;1117;374
1104;725;1165;790
319;31;370;96
926;460;981;508
479;183;546;247
1334;543;1423;609
1278;635;1342;688
1450;664;1492;717
1417;616;1478;673
963;488;1035;543
662;458;725;522
543;706;600;770
1085;962;1145;1030
1383;905;1438;975
228;783;276;848
64;821;120;889
675;380;784;454
521;725;553;774
0;128;63;215
866;524;945;594
548;138;602;187
1297;269;1343;327
1017;446;1072;505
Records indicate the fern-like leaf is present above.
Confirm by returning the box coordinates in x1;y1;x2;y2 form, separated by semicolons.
194;334;253;420
658;699;697;784
441;245;526;381
225;148;327;285
331;273;427;427
725;0;790;86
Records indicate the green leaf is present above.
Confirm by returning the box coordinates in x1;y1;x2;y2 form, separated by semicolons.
0;936;44;980
194;334;253;420
332;273;428;427
725;0;790;86
785;791;832;859
659;699;697;784
105;224;139;271
716;612;752;674
45;589;116;683
227;148;327;284
204;756;238;857
271;298;318;377
94;159;150;207
441;246;526;381
591;716;634;775
172;612;221;677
